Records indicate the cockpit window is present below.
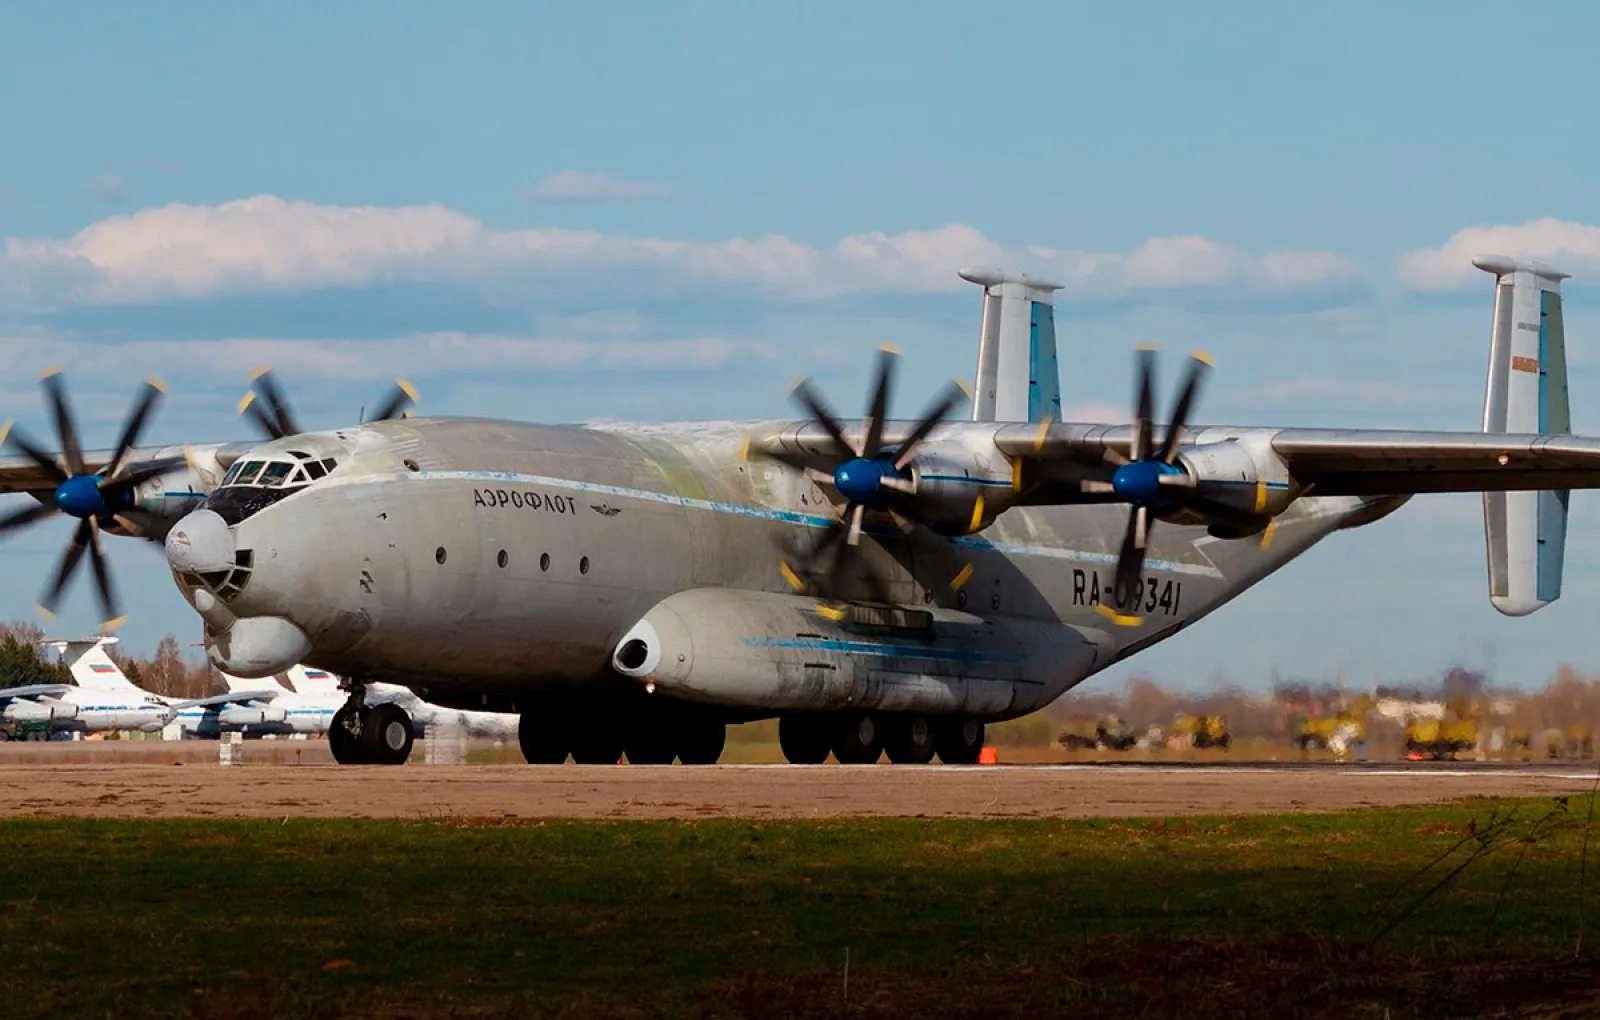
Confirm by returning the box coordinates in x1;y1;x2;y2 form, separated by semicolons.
233;461;265;485
305;460;328;480
257;462;293;487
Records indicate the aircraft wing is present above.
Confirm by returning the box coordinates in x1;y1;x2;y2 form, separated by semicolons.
995;424;1600;497
0;442;253;495
0;684;74;699
172;689;282;709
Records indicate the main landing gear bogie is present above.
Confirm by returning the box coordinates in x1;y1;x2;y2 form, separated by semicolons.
778;711;985;766
329;685;416;766
516;701;730;766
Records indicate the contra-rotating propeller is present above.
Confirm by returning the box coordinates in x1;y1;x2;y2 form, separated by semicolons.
0;369;187;628
747;344;971;603
238;366;418;439
1071;344;1218;625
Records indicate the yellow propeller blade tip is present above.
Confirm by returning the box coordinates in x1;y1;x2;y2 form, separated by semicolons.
950;563;975;592
1260;520;1278;550
398;379;419;400
967;492;986;534
0;420;11;445
34;604;55;621
236;391;257;415
1095;603;1143;627
957;378;975;398
1135;342;1158;352
39;366;63;381
779;561;805;592
878;342;902;355
738;435;751;463
1011;459;1023;492
145;375;168;393
249;365;272;382
102;616;127;632
817;603;847;622
1192;350;1215;366
786;375;807;395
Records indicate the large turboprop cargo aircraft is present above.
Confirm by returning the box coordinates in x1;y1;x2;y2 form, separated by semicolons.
0;255;1588;765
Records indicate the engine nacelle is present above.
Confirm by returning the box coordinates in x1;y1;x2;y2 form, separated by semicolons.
1163;435;1295;534
895;441;1020;536
3;699;77;723
218;704;288;727
612;587;1111;720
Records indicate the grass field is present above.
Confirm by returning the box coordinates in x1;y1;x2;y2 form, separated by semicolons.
5;796;1600;1019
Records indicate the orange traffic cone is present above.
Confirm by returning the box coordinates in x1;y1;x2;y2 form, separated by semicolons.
978;745;998;765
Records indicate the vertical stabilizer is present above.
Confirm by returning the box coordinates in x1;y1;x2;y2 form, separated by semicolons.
959;268;1063;423
46;636;140;692
1476;254;1572;616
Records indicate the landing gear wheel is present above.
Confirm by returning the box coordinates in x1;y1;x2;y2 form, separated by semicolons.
884;715;937;765
832;711;883;765
625;724;678;765
935;718;984;765
570;721;624;765
518;711;569;764
362;703;414;765
677;717;726;765
779;715;832;765
329;705;366;765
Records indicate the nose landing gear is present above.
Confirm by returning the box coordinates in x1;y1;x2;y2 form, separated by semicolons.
329;680;415;765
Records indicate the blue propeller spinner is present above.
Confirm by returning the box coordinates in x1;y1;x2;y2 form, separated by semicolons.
0;370;186;627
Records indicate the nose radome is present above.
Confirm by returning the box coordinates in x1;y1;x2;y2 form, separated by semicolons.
165;509;235;573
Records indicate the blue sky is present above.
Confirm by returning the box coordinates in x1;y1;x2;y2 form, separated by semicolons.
4;0;1600;691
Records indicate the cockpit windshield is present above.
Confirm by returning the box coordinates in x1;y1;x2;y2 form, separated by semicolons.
205;451;342;524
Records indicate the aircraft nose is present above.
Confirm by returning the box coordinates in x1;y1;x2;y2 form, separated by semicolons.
165;509;235;574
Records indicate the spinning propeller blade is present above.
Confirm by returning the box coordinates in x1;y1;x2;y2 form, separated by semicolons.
1089;347;1216;627
239;368;419;440
0;371;185;628
755;345;971;607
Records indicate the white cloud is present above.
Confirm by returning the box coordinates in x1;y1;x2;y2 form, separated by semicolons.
526;170;671;202
1397;217;1600;291
0;195;1365;309
0;329;772;385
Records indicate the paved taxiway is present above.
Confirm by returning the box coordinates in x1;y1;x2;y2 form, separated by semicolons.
0;759;1594;820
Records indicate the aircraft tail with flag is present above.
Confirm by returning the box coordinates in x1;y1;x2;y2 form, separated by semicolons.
1476;254;1572;616
46;636;143;693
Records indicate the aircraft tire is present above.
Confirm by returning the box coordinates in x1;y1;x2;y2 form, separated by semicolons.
677;718;726;765
832;711;883;765
778;714;832;765
625;725;678;765
329;705;366;765
935;718;984;765
569;720;625;765
517;712;569;764
883;714;937;765
362;703;415;765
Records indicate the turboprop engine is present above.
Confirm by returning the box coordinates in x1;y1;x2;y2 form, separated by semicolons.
2;699;78;724
610;587;1113;719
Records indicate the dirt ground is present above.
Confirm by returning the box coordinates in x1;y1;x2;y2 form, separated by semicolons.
0;741;1596;819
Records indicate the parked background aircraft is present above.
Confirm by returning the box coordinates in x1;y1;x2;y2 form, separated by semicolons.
0;637;171;739
0;254;1593;767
